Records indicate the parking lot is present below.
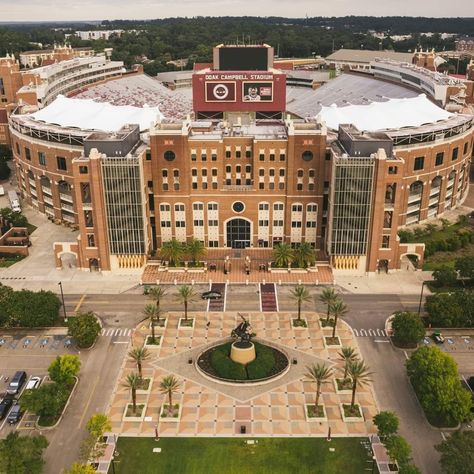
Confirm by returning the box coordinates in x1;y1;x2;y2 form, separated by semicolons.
0;329;78;437
423;333;474;372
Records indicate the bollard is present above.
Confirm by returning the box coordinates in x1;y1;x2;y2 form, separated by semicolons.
246;279;249;285
278;279;281;286
191;279;195;285
298;279;301;285
262;279;266;285
226;279;229;285
174;278;177;285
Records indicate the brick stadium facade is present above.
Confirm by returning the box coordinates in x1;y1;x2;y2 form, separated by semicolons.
5;44;474;274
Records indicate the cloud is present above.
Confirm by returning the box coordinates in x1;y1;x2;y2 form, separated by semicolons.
1;0;473;21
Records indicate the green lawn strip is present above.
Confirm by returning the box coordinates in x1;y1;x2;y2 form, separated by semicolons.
111;437;373;474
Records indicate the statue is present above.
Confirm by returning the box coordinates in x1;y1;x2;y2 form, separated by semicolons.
231;313;253;345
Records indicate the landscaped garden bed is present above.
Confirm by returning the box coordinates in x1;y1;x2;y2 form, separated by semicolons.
340;403;364;422
324;336;341;347
178;318;195;328
136;377;153;394
305;404;327;421
319;318;335;328
334;378;352;394
197;341;289;382
159;403;181;421
291;318;308;328
123;403;146;421
144;335;161;347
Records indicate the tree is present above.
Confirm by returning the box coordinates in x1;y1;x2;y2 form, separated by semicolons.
143;303;160;343
20;382;69;420
385;435;412;467
329;299;348;338
293;242;315;268
0;144;13;161
318;287;339;323
338;346;358;380
67;311;101;348
391;311;425;347
425;291;474;328
65;463;97;474
159;374;180;416
289;285;311;322
161;238;184;266
373;411;399;439
432;266;458;287
176;285;196;321
86;413;111;439
48;354;81;386
0;432;48;474
272;242;294;268
435;431;474;474
406;346;472;426
347;360;372;408
148;285;167;313
455;256;474;280
122;373;140;413
186;238;206;265
305;363;332;407
128;347;150;379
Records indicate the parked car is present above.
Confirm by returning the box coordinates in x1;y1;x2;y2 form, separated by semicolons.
432;332;445;344
7;404;22;424
0;398;13;420
6;371;27;395
201;291;222;300
25;376;41;390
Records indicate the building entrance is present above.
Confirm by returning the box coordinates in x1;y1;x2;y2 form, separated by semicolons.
226;219;251;248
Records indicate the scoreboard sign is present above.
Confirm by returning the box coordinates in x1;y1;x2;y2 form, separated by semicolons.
193;71;286;113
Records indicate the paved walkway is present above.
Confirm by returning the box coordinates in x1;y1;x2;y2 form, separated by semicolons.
108;312;378;438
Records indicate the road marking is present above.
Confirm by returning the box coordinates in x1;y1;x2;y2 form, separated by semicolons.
113;341;129;344
78;375;99;428
441;432;447;441
374;340;390;343
74;294;86;313
403;351;409;360
353;329;359;337
359;329;367;337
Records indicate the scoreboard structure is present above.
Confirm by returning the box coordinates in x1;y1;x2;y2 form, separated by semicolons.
193;44;286;117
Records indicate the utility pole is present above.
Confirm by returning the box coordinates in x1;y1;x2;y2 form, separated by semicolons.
58;281;68;323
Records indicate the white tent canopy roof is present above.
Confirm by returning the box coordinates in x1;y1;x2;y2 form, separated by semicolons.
317;94;453;132
28;95;163;132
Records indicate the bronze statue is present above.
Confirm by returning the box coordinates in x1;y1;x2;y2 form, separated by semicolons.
231;313;253;344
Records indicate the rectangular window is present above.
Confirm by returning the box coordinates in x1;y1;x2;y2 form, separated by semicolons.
225;151;231;159
208;203;218;211
269;154;275;161
175;204;185;212
25;147;31;161
79;166;88;174
193;203;203;211
273;220;283;226
163;183;169;191
258;220;269;226
146;150;152;161
259;183;264;190
296;183;303;191
452;147;458;161
382;236;390;248
435;152;444;166
57;156;67;171
87;234;95;247
388;166;397;175
259;153;264;161
147;180;153;189
274;203;284;211
306;221;316;228
236;151;241;158
84;210;93;227
245;151;252;159
175;221;186;228
162;169;168;177
208;220;218;226
279;182;285;190
259;203;269;211
463;142;468;155
211;154;217;161
173;183;180;191
192;182;198;190
279;153;285;161
193;220;204;226
208;240;219;247
15;143;20;155
212;182;218;189
413;156;424;171
291;221;302;228
160;204;170;212
161;221;171;227
38;151;46;166
201;153;207;161
191;153;197;161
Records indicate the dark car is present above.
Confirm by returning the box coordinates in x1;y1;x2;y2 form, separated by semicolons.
7;371;27;395
0;398;13;420
201;291;222;300
7;404;22;424
432;332;445;344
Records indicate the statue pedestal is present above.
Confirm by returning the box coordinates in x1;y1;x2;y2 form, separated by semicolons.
230;341;256;365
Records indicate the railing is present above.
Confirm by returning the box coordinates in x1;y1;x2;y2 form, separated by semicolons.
60;193;74;203
43;196;53;205
407;193;422;204
221;185;255;192
42;186;52;196
61;203;74;212
29;178;36;188
429;196;439;206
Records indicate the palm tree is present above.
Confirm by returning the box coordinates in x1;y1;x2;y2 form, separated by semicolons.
161;238;184;266
306;363;332;408
143;304;160;343
128;347;150;379
148;286;167;313
177;285;196;321
272;242;294;268
187;238;206;265
293;242;315;269
159;375;180;416
318;287;339;324
122;372;140;413
290;285;312;322
329;299;348;339
338;346;358;380
347;360;372;408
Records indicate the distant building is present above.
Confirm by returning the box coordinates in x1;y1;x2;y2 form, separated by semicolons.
19;44;94;68
456;37;474;53
325;49;413;71
75;30;125;41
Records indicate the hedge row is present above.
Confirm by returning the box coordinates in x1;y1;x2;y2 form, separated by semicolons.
247;343;276;380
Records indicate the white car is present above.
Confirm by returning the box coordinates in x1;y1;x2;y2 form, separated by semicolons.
25;376;41;390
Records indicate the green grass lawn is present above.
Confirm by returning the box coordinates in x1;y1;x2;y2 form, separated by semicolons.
110;437;375;474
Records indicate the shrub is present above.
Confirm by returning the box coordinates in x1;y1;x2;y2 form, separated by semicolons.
373;411;400;439
68;312;101;348
406;346;472;427
48;354;81;386
0;159;10;180
455;256;474;280
426;291;474;328
432;266;458;288
391;312;425;347
246;343;275;380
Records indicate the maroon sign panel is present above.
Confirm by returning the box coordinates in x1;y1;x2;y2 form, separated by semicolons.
193;71;286;112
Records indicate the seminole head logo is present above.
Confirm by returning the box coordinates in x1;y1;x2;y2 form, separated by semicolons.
213;84;229;100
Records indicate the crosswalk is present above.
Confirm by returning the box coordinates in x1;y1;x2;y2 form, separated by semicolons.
100;328;132;337
353;328;388;338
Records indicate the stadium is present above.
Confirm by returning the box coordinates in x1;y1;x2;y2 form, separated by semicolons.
3;44;473;274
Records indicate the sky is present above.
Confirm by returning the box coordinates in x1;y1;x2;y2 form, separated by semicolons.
1;0;473;22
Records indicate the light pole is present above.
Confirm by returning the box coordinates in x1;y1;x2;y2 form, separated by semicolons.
417;280;427;316
58;281;68;323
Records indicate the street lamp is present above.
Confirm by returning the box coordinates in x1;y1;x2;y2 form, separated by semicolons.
417;280;427;316
58;281;68;323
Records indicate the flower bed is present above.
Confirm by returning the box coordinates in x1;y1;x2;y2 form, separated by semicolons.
160;403;181;421
340;404;364;422
291;318;308;328
305;404;327;421
145;335;161;347
123;403;146;421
